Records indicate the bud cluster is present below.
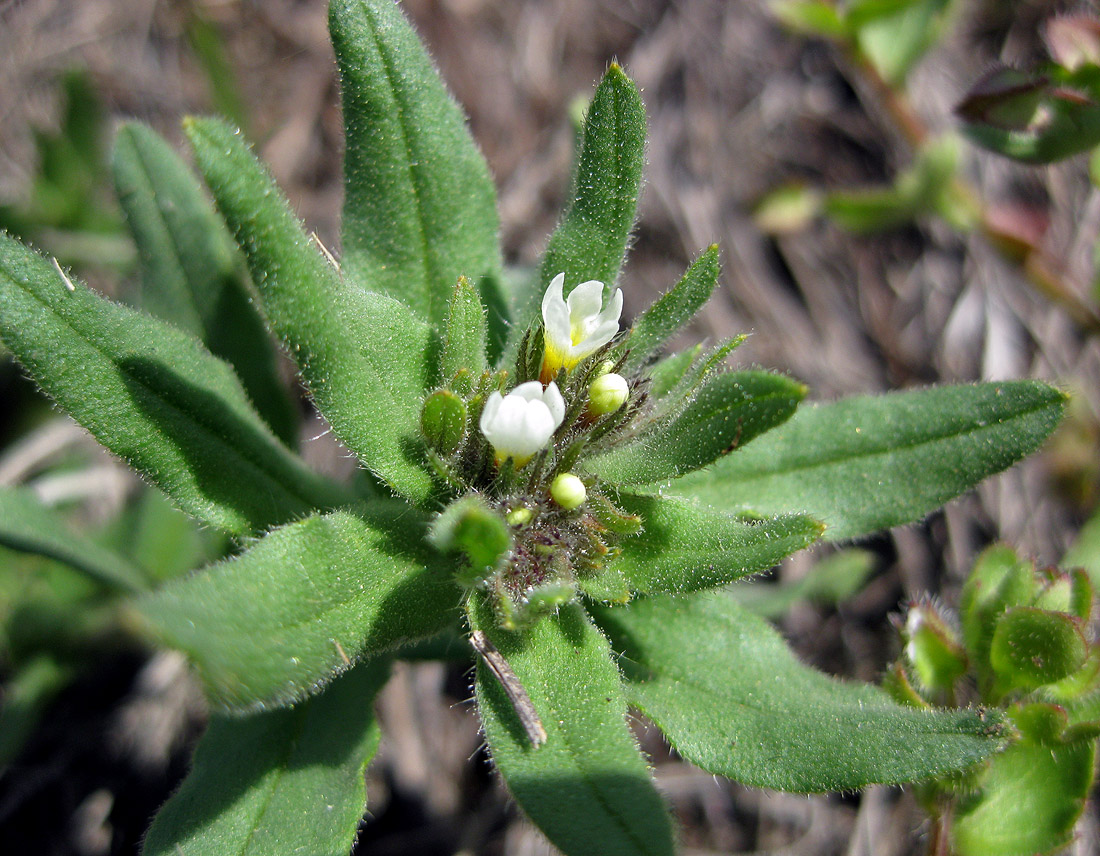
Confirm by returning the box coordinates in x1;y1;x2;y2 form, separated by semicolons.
420;273;648;626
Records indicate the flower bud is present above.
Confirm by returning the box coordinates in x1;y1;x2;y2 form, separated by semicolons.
550;473;586;509
587;372;629;416
420;389;467;455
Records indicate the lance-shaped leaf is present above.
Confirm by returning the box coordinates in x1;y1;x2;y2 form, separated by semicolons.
536;64;646;306
623;245;720;373
330;0;503;330
440;276;487;385
671;382;1066;541
581;494;822;602
0;487;147;593
0;233;340;535
593;592;1007;792
140;507;458;710
185;117;435;503
142;660;389;856
469;596;675;856
584;371;805;485
112;122;297;446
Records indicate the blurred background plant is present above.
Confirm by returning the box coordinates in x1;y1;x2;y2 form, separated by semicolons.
1;0;1099;853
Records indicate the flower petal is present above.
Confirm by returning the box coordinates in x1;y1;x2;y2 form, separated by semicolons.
541;273;571;349
566;280;606;328
543;381;566;426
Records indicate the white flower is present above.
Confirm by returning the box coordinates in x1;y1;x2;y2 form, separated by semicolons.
480;381;565;465
541;272;623;380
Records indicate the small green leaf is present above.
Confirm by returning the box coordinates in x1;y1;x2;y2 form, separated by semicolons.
594;591;1007;792
0;487;147;593
958;68;1100;164
1062;504;1100;589
645;346;699;399
185;116;436;503
903;600;968;695
951;726;1095;856
960;544;1037;689
584;370;805;485
536;64;646;313
331;0;503;329
990;607;1087;691
853;0;953;86
0;654;71;766
112;122;297;446
771;1;849;39
142;661;388;856
624;246;720;373
469;596;675;856
430;495;512;587
0;233;341;536
582;494;822;602
671;382;1066;541
141;508;458;710
441;276;487;384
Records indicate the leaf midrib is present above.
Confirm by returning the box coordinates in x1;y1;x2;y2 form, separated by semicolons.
359;0;434;322
531;645;666;856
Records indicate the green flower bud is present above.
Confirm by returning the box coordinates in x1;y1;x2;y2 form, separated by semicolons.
420;389;467;455
587;372;629;416
550;473;586;509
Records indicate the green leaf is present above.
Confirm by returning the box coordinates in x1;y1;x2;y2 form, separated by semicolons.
0;487;147;593
731;548;877;618
584;370;805;485
624;246;720;373
536;64;646;311
140;508;458;710
959;544;1036;689
593;591;1007;792
469;596;675;856
441;276;487;384
582;494;822;602
330;0;503;330
671;382;1066;542
951;725;1095;856
0;233;341;535
854;0;953;86
771;1;850;39
112;122;297;446
990;607;1087;691
185;116;436;503
1062;504;1100;589
142;660;388;856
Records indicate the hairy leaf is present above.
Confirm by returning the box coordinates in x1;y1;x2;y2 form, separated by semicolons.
671;382;1066;541
624;245;720;373
470;596;675;856
185;117;435;503
585;370;805;485
582;494;822;602
142;661;388;856
112;121;297;446
141;508;458;710
331;0;503;329
441;276;487;384
594;592;1007;791
536;64;646;307
0;233;340;535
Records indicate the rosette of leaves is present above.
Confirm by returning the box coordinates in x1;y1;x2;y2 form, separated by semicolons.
0;2;1070;854
889;545;1100;855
